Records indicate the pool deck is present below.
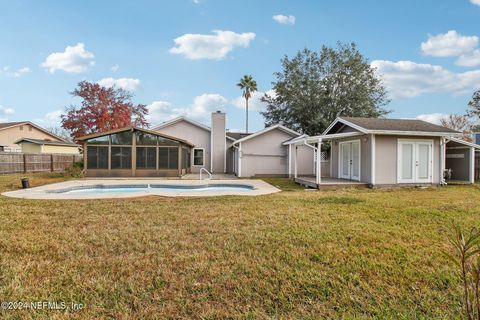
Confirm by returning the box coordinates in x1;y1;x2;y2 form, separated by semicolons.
1;179;280;200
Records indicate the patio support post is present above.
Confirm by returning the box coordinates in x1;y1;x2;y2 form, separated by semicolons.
316;138;322;185
294;146;298;179
440;137;446;184
470;147;475;184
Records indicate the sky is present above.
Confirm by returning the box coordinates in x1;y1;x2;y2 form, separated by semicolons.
1;0;480;133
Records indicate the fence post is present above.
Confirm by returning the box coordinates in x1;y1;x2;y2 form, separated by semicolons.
23;153;27;173
51;154;54;172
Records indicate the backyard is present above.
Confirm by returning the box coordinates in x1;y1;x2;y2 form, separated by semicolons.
0;173;479;319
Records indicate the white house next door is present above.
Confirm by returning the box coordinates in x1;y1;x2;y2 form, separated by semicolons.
397;140;433;183
339;140;361;181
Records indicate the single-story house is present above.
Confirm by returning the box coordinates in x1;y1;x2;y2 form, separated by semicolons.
77;126;194;177
0;121;67;152
14;138;80;154
287;117;480;188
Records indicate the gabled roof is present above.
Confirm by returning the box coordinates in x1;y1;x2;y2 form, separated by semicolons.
14;138;79;147
323;117;461;137
0;121;67;141
226;132;251;140
152;116;236;141
77;126;194;147
447;137;480;149
232;124;301;145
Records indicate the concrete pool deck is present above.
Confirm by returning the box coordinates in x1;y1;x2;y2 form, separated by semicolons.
1;179;280;200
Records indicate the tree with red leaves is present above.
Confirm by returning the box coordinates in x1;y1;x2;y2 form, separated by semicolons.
61;81;148;141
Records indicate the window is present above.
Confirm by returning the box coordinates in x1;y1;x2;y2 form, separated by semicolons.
136;132;157;145
158;137;179;146
111;131;132;145
87;135;109;145
193;148;204;166
136;147;156;169
87;146;108;169
111;147;132;169
19;125;23;131
159;147;178;169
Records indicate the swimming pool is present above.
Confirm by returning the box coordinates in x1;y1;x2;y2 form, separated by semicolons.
1;179;279;199
48;184;255;195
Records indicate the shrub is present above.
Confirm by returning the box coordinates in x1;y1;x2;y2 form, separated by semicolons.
64;161;84;178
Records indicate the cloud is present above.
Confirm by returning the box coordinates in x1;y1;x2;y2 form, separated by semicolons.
169;30;256;60
1;66;31;78
33;109;64;127
371;60;480;99
147;93;228;125
421;30;480;66
0;105;15;121
232;89;275;111
415;113;448;125
41;43;95;73
110;64;119;72
471;0;480;5
272;15;296;25
97;77;141;91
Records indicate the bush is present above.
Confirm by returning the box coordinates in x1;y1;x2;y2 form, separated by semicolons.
64;161;84;178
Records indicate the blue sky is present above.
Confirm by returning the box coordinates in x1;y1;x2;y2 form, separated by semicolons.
1;0;480;132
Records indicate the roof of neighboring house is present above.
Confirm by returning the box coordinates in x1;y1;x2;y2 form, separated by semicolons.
323;117;461;136
77;126;195;147
232;124;301;145
225;132;251;140
152;116;236;141
0;121;67;141
14;138;79;147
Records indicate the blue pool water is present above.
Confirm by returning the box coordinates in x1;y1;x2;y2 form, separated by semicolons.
49;184;255;195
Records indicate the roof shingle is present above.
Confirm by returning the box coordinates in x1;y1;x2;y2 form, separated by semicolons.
340;117;460;134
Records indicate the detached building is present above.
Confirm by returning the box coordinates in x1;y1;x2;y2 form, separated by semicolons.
14;138;80;154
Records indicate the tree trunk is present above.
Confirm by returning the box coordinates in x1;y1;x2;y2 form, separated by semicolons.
246;98;249;133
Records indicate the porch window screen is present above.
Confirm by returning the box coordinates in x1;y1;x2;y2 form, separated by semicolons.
136;147;156;169
159;147;179;169
87;146;108;169
111;147;132;169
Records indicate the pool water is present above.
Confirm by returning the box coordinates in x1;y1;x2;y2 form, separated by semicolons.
50;184;255;195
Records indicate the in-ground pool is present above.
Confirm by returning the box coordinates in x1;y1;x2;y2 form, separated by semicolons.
1;179;280;199
48;183;255;195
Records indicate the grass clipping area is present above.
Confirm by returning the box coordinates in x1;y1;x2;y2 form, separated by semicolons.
0;173;479;319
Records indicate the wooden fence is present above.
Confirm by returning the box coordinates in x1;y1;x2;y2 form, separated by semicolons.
0;152;82;174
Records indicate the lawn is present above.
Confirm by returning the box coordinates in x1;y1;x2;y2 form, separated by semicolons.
0;173;479;319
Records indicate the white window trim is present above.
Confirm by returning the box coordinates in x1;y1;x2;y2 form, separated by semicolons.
338;139;361;182
397;139;434;184
192;148;205;167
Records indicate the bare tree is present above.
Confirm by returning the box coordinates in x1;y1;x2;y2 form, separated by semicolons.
440;114;473;142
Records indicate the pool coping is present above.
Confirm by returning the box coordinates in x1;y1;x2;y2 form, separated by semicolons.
1;179;280;199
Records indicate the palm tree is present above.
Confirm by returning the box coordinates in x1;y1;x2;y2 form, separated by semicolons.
237;75;257;133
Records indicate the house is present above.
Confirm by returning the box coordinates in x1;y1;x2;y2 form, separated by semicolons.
77;126;194;177
153;111;315;178
288;117;480;188
14;138;80;154
0;121;66;152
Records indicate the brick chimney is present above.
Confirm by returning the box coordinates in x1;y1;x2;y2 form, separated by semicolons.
211;111;226;173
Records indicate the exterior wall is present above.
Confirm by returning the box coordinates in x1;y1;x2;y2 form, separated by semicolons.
239;129;297;177
154;121;211;174
290;144;315;176
445;148;471;181
43;145;79;154
0;124;61;152
226;139;234;173
331;134;372;183
211;112;226;173
20;143;41;153
374;135;441;185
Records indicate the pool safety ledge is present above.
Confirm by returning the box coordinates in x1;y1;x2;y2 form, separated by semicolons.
1;179;280;199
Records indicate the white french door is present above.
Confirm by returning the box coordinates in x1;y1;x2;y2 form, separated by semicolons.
397;140;433;183
339;140;361;181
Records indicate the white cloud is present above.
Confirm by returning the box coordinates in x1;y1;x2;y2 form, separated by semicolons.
471;0;480;5
147;93;228;125
169;30;256;60
97;77;141;91
33;110;64;127
232;89;275;111
456;49;480;67
41;43;95;73
0;105;15;121
421;30;478;57
1;66;31;78
371;60;480;99
415;113;447;125
272;15;296;25
110;64;119;72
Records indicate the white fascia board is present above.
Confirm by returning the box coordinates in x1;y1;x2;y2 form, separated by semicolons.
322;117;369;135
367;130;463;137
448;137;480;149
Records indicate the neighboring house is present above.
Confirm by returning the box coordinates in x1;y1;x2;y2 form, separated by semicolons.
14;138;80;154
0;121;66;152
288;117;480;188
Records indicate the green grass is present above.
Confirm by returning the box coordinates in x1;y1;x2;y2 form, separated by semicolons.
0;173;479;319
